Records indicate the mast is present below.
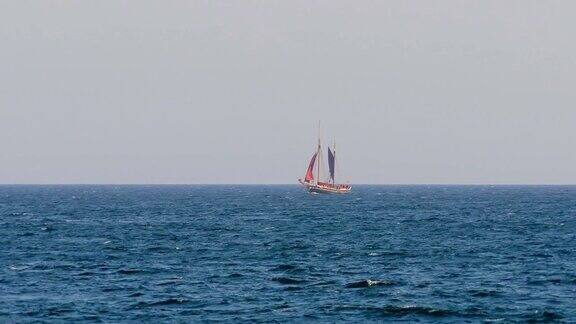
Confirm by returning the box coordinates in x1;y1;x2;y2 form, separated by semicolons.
316;121;321;185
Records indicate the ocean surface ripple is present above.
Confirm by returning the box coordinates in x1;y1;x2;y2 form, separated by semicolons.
1;185;575;322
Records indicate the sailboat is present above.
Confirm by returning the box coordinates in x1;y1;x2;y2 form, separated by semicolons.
298;130;351;194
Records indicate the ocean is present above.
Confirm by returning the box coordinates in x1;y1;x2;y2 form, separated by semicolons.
1;185;575;322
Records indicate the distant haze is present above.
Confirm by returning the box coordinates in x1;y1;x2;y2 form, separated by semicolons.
1;1;575;184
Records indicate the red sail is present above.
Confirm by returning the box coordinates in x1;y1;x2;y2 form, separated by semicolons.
304;153;317;182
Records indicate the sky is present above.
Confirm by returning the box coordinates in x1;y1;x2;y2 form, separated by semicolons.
1;1;575;184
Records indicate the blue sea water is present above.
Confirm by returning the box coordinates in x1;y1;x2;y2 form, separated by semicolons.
1;185;575;323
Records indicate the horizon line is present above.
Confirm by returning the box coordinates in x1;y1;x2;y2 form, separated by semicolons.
2;183;576;186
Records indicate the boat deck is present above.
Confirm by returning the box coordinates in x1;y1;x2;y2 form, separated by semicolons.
299;179;351;194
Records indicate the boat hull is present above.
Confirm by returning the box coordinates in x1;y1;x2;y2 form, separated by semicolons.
299;179;351;194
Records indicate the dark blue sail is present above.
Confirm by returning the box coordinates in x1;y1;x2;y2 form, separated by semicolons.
328;148;335;182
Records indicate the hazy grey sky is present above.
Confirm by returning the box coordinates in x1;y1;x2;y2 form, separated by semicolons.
1;1;575;184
